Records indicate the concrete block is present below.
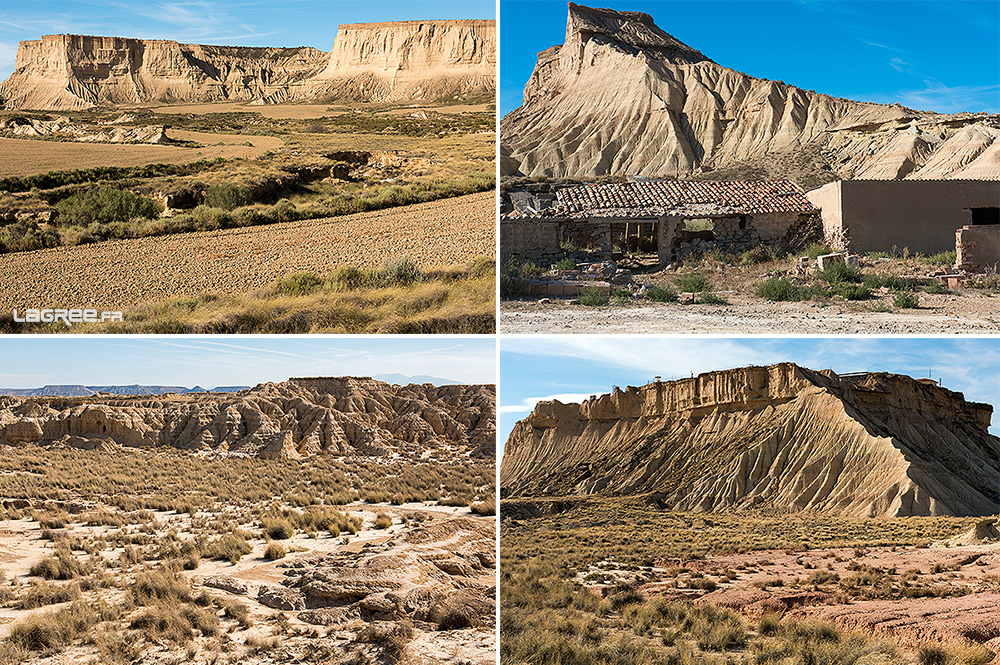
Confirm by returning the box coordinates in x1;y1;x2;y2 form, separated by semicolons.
817;253;846;271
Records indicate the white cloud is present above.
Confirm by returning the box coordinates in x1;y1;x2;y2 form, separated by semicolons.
498;393;598;416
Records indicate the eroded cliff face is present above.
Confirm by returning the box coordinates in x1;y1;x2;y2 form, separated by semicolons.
295;20;496;103
500;363;1000;518
500;3;1000;181
0;35;328;110
0;20;496;110
0;377;495;460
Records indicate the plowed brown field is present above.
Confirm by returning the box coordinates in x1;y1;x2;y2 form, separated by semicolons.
0;191;493;310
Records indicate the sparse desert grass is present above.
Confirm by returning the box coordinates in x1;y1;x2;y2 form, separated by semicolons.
501;497;981;665
37;258;496;334
264;542;287;560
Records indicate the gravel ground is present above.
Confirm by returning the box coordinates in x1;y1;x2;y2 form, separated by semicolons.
500;292;1000;334
1;192;493;311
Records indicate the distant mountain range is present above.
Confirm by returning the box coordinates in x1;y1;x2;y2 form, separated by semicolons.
0;385;249;397
373;373;462;386
0;375;462;397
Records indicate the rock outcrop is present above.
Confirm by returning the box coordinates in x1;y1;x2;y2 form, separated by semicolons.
500;3;1000;181
0;377;495;459
500;363;1000;517
291;20;496;104
0;20;496;110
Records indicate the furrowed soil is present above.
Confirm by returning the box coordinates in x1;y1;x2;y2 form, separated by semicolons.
0;134;281;178
0;191;492;310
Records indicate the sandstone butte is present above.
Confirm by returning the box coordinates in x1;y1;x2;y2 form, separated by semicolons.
500;3;1000;181
0;20;496;110
0;377;495;460
500;363;1000;518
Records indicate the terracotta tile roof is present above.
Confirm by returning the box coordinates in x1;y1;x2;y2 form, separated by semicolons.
552;180;817;217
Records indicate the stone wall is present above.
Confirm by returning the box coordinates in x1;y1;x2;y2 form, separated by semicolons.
500;218;563;266
956;225;1000;273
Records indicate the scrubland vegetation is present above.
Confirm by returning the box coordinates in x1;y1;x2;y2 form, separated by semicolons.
0;445;494;663
501;496;988;665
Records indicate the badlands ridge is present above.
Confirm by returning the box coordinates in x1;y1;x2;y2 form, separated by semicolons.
0;377;495;459
500;4;1000;181
0;20;496;110
500;363;1000;518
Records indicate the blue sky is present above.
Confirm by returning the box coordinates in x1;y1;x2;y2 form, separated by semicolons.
0;0;494;80
0;337;496;388
500;0;1000;116
498;336;1000;451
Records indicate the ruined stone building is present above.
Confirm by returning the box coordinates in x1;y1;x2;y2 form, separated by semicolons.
501;180;820;266
806;179;1000;271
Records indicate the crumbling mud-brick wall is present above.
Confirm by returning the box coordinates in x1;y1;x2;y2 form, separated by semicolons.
956;225;1000;273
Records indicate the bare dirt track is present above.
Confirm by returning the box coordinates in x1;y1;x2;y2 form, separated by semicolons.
500;293;1000;334
0;191;493;310
0;134;281;177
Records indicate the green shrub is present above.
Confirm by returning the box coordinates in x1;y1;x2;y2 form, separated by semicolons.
922;251;956;266
817;262;863;284
925;281;949;294
676;273;710;292
274;272;324;296
832;283;871;300
55;188;160;226
893;292;919;308
330;265;365;290
231;206;266;227
804;243;833;260
863;274;910;291
500;262;532;298
699;292;729;305
0;219;60;253
646;285;678;302
204;183;252;211
740;246;775;266
555;257;577;270
578;288;610;306
756;277;801;301
189;205;232;231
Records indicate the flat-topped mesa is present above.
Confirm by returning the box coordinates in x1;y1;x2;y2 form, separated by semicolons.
502;3;1000;181
501;364;1000;517
0;377;496;460
295;19;496;103
0;34;328;110
0;19;496;110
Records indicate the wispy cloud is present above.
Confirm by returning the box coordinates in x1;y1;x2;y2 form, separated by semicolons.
894;82;1000;114
498;393;598;416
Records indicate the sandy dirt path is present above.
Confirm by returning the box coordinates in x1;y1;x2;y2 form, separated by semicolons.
0;192;493;310
501;294;1000;334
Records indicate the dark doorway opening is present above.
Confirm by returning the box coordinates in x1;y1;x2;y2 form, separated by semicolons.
971;208;999;225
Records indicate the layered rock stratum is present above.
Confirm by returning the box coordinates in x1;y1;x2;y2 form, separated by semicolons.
0;377;495;459
500;363;1000;517
500;3;1000;181
0;20;495;110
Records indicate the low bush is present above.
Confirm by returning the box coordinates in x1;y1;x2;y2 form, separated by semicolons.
756;277;801;301
264;542;286;560
893;292;919;309
204;183;252;211
740;246;775;265
373;513;393;529
263;518;293;540
555;257;577;270
676;273;710;292
578;288;610;306
817;262;863;284
203;534;252;565
832;283;871;300
55;188;160;226
646;284;678;303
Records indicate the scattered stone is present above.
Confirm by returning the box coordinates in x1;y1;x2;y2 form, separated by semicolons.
299;607;354;626
203;576;248;595
679;292;696;304
817;253;846;271
257;585;306;611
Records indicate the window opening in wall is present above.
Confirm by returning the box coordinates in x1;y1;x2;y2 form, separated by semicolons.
970;208;999;226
